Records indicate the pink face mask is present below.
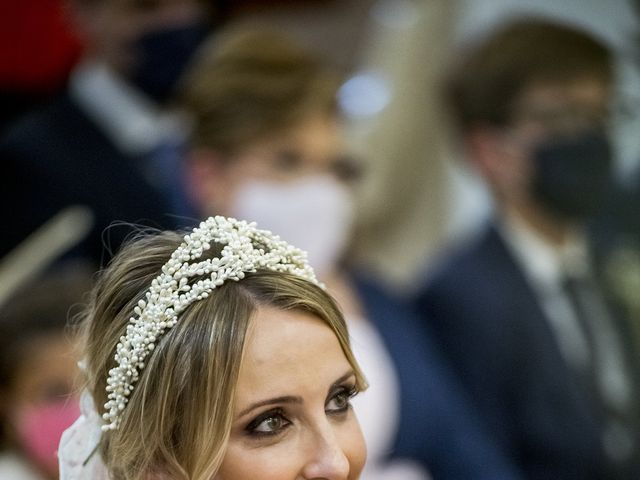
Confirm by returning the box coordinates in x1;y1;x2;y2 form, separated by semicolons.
14;397;81;475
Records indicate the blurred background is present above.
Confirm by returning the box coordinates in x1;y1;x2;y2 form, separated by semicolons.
0;0;639;479
1;0;639;288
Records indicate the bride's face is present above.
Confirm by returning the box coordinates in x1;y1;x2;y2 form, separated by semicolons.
216;306;366;479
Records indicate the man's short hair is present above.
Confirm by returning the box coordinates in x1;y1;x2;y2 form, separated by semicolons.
446;18;613;132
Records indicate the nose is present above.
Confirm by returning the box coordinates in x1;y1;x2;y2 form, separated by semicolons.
301;424;351;479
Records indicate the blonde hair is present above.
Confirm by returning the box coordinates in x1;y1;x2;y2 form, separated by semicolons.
180;26;342;156
82;229;365;480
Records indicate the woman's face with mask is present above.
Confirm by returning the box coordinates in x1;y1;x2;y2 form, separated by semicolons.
197;113;361;277
3;334;80;478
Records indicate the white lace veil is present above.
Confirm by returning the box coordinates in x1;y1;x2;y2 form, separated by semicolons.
58;389;109;479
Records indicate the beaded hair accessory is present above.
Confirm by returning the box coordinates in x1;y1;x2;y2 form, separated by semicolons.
102;216;320;431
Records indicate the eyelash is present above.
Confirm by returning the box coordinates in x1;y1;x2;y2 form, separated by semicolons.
244;384;360;438
245;408;290;438
326;385;359;415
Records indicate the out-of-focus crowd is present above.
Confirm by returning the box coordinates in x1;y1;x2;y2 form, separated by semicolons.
0;0;639;479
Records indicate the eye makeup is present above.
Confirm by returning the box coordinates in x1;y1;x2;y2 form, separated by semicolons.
245;408;292;438
240;371;360;440
325;383;359;416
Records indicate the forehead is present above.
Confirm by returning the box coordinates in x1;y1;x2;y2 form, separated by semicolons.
224;113;345;177
516;76;611;111
249;113;342;154
234;306;350;401
10;334;79;401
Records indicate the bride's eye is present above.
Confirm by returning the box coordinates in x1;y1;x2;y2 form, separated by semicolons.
246;409;292;437
326;385;358;415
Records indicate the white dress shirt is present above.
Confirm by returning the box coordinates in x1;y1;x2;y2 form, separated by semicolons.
69;60;186;157
498;215;634;460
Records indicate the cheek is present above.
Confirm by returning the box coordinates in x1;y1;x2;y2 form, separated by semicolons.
511;156;534;189
496;152;534;199
341;415;367;478
216;417;367;480
216;441;301;480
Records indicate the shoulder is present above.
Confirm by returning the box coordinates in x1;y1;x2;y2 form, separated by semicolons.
351;272;427;341
3;93;78;137
1;93;89;160
411;226;528;353
350;271;462;380
416;225;508;304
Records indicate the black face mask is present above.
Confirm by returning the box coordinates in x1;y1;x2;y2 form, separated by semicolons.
129;22;209;104
531;128;613;221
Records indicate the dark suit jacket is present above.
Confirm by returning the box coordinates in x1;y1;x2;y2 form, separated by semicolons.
354;273;522;479
0;93;180;266
413;225;640;479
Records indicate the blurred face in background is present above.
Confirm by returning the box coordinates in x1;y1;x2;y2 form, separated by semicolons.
2;334;80;479
70;0;209;101
472;75;613;224
192;111;362;276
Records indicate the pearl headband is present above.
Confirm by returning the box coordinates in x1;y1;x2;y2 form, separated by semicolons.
102;216;320;430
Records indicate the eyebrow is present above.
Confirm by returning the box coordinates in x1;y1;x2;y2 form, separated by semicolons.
236;369;356;419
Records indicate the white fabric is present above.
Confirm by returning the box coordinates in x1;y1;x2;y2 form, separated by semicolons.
69;61;185;156
498;214;592;370
58;391;109;480
498;214;632;410
348;315;430;480
229;175;355;278
0;452;45;480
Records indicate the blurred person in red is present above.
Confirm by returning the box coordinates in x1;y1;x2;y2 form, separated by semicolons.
0;265;92;479
0;0;82;133
414;19;640;479
0;0;214;268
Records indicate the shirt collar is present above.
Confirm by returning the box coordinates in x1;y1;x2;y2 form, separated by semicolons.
69;60;185;155
498;212;591;289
